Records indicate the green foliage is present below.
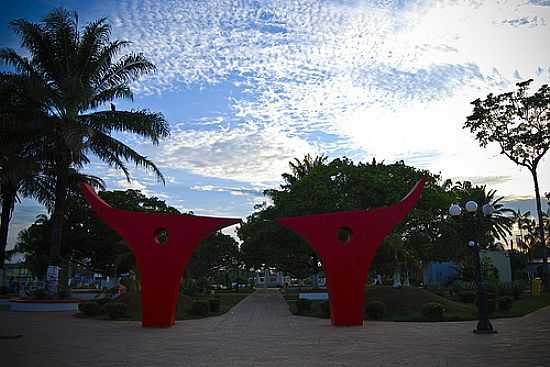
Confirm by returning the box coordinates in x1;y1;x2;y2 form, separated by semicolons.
365;301;385;320
319;300;330;318
103;302;128;320
188;232;240;280
79;301;103;317
239;155;514;279
191;300;210;316
29;288;48;300
498;296;514;311
208;298;221;313
296;298;312;314
1;8;169;268
465;79;550;254
14;189;182;277
458;291;476;303
421;302;445;321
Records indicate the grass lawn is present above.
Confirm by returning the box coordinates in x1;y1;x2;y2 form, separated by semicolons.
284;286;550;322
491;293;550;318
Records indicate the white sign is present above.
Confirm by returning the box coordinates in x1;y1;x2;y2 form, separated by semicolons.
47;266;60;281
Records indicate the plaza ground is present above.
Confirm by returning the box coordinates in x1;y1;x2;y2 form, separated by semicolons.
1;289;549;367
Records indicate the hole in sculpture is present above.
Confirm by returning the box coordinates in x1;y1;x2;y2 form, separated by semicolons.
154;228;169;245
337;227;352;244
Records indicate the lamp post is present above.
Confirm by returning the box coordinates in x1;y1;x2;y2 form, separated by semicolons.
449;201;497;334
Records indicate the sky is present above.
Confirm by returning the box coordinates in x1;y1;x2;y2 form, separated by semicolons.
2;0;550;251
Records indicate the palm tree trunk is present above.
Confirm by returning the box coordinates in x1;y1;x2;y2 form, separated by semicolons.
0;186;16;281
49;170;68;265
47;158;69;294
531;169;549;289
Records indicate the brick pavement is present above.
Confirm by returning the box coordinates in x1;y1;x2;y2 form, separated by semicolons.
1;289;549;367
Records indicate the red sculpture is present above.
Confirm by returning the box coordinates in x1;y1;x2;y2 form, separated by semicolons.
276;179;425;326
80;183;240;328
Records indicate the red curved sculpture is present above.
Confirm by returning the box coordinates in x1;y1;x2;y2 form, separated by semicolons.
276;179;425;326
80;183;240;328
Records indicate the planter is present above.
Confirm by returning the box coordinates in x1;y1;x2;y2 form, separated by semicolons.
71;289;102;301
10;298;81;312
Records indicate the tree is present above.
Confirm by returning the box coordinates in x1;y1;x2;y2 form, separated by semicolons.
0;73;50;276
0;9;170;288
240;156;456;279
14;188;181;277
187;232;240;281
464;79;550;280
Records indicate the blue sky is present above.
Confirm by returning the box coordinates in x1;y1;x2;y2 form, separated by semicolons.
3;0;550;250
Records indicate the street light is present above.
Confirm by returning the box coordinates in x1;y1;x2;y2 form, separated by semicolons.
449;201;497;334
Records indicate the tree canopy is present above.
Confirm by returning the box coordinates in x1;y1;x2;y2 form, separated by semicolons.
464;79;550;269
239;156;514;279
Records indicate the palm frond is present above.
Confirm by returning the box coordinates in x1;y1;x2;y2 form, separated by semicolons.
87;131;165;183
81;110;169;144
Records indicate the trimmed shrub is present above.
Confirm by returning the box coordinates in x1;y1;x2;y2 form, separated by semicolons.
296;299;312;315
421;302;445;321
487;293;497;314
103;302;128;320
512;284;523;300
458;291;476;303
191;300;210;316
319;300;330;318
365;301;385;320
208;298;221;313
30;288;49;300
79;301;103;317
57;288;71;299
498;296;514;311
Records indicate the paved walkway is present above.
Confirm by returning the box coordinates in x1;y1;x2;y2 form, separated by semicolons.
1;289;549;366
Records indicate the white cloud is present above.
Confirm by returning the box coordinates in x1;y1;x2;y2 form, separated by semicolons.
158;123;319;185
110;0;550;197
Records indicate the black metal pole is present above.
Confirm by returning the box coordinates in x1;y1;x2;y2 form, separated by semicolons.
472;245;496;334
469;212;496;334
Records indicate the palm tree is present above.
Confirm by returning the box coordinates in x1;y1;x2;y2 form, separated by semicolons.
0;72;54;278
0;8;169;287
451;181;515;247
282;154;328;187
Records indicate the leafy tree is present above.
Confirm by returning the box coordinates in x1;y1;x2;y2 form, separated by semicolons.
14;188;180;277
464;79;550;276
240;156;455;279
0;9;169;286
187;231;240;281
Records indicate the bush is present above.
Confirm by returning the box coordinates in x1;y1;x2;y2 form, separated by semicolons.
0;286;8;295
498;296;514;311
421;302;445;321
57;288;71;299
103;302;128;320
191;300;210;316
365;301;385;320
30;288;49;300
512;283;524;300
208;298;220;313
296;299;312;315
79;301;103;317
319;301;330;318
458;291;476;303
487;293;497;314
